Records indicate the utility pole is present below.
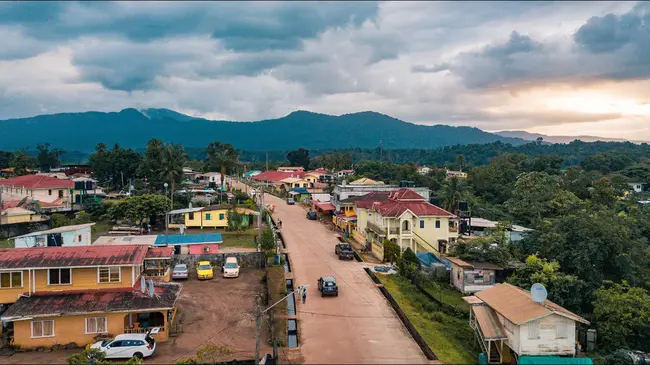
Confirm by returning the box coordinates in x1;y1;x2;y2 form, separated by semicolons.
379;139;383;161
258;190;264;241
265;151;269;171
164;183;169;246
255;284;309;364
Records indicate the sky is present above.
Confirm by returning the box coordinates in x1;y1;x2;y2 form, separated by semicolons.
1;1;650;139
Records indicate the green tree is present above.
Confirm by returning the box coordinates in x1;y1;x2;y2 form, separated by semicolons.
449;236;512;267
36;143;63;172
139;138;166;191
286;148;310;170
455;154;466;171
438;176;470;212
160;144;187;208
508;255;588;313
593;281;650;352
0;150;12;169
259;227;275;258
8;150;36;176
397;247;420;279
383;239;401;264
505;171;582;227
110;194;171;226
205;141;239;191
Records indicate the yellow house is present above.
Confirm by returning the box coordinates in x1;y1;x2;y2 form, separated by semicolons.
279;177;311;190
0;245;181;349
0;207;44;225
169;206;255;229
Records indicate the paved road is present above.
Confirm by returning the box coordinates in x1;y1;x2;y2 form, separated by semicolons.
239;183;429;364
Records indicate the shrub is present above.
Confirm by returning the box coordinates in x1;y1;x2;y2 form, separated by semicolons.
398;247;420;279
383;240;401;264
174;345;232;364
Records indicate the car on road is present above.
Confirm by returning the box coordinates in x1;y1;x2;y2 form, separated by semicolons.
172;264;189;280
196;261;214;280
317;276;339;297
223;257;240;278
335;243;355;260
286;197;295;205
306;211;317;220
90;333;156;359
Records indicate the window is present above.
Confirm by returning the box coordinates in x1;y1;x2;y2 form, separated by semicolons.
36;236;46;247
98;267;121;283
473;274;485;283
420;220;424;229
219;213;225;220
85;317;108;334
48;189;52;196
58;190;64;198
78;235;82;243
205;213;211;220
0;271;22;288
31;320;54;338
189;212;194;220
435;220;441;228
556;320;568;339
48;269;71;285
528;320;540;339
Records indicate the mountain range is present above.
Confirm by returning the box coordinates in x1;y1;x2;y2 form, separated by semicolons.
0;109;527;152
494;130;644;144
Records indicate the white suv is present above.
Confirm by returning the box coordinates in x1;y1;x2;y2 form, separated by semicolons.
90;333;156;359
223;257;240;278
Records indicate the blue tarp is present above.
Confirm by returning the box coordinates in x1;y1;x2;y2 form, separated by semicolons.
154;233;223;246
518;356;593;365
289;187;309;194
416;252;450;268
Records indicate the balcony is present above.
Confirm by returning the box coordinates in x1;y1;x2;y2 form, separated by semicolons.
449;225;458;233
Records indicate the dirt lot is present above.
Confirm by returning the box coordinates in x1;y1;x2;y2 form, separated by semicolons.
0;268;270;364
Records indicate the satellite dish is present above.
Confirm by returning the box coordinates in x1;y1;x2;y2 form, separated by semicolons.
531;283;548;304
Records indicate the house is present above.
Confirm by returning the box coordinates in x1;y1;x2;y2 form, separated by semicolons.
352;192;391;244
463;283;590;364
0;175;74;210
336;169;355;178
446;169;468;179
331;180;430;211
349;177;384;185
182;167;201;181
0;167;38;178
628;182;648;193
446;257;503;294
464;218;532;243
168;206;256;230
0;207;46;225
288;187;310;202
417;166;432;175
154;233;223;255
1;198;65;216
196;172;222;185
362;189;458;260
143;247;174;281
277;167;305;173
11;223;96;248
0;245;181;349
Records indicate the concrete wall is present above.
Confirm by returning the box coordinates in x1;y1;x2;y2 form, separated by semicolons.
172;252;264;270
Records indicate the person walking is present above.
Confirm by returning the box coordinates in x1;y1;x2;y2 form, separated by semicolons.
302;287;307;304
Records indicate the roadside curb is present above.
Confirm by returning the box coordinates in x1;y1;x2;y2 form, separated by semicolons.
363;268;438;361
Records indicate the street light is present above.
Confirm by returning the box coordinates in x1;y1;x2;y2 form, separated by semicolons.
164;183;169;247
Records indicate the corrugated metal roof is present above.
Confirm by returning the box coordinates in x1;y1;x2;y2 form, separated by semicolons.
472;305;507;340
92;235;158;246
0;175;74;189
154;233;223;245
0;245;148;269
168;207;204;215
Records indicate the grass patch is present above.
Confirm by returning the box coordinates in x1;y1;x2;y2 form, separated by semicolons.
91;221;112;241
266;265;288;347
220;228;259;248
378;274;478;364
420;281;470;313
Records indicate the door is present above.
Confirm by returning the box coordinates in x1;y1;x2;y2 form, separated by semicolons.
105;340;124;359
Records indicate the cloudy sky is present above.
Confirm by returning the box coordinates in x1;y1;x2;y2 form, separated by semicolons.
1;1;650;139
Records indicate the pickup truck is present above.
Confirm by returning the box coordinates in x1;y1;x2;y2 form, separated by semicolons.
335;243;355;260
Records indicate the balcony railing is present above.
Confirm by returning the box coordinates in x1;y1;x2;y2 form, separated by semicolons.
449;225;458;232
367;221;386;236
124;326;165;334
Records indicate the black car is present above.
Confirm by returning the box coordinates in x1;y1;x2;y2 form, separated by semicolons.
335;243;354;260
317;276;339;297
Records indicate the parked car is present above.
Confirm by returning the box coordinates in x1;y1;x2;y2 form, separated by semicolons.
196;261;214;280
317;276;339;297
286;198;295;205
90;333;156;359
306;211;317;220
172;264;189;280
335;243;354;260
223;257;240;278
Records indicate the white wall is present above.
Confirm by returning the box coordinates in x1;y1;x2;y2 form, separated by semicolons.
518;314;576;356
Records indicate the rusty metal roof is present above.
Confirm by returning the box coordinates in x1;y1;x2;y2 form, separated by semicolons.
0;245;148;269
475;283;590;325
145;247;174;259
1;282;182;321
473;305;507;340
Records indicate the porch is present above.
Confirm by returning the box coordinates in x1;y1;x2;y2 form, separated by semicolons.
465;299;507;364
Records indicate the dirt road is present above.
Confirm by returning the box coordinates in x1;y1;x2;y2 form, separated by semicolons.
240;183;428;364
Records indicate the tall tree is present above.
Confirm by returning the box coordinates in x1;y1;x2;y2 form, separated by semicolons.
35;143;63;172
139;138;166;191
0;151;13;169
8;151;36;176
438;176;470;212
286;148;310;170
455;154;466;171
205;141;238;191
159;144;187;209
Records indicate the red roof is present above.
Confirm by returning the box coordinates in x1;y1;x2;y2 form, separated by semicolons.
253;170;306;182
1;282;182;320
354;192;391;209
145;247;174;259
0;175;73;189
315;202;336;211
2;198;64;210
372;188;455;218
309;168;329;174
0;245;149;269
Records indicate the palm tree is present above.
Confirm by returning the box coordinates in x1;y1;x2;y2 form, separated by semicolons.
438;176;471;212
205;141;239;194
159;144;187;208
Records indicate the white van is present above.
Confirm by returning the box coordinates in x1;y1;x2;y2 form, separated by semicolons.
223;257;240;278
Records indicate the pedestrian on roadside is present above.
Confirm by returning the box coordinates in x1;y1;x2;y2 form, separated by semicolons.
277;219;282;229
302;288;307;304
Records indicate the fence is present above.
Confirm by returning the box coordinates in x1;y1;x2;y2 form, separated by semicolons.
172;252;265;269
